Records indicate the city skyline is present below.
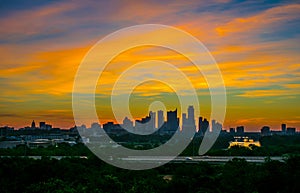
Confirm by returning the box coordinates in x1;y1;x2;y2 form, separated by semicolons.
0;1;299;130
1;106;297;133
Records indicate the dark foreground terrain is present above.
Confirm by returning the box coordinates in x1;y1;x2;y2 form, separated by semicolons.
0;155;299;193
1;135;300;193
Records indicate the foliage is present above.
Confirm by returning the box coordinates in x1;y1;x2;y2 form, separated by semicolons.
0;156;299;193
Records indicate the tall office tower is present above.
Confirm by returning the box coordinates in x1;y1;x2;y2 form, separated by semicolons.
198;117;203;132
31;120;36;129
182;106;196;132
211;119;222;133
198;116;208;135
167;109;179;132
182;113;187;130
212;120;216;131
149;111;156;130
281;124;286;133
187;105;196;130
157;110;164;129
187;106;195;122
201;118;209;136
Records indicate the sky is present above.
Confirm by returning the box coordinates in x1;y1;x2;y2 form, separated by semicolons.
0;0;299;131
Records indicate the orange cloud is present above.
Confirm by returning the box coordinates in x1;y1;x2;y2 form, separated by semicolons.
1;1;300;130
237;90;292;98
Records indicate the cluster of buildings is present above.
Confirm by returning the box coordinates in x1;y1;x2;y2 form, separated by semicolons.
227;123;297;149
0;105;298;149
0;121;78;149
102;108;180;135
99;106;223;136
260;124;296;136
98;105;297;137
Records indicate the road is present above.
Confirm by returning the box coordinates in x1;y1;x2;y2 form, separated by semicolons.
121;156;284;164
0;156;88;160
0;155;284;164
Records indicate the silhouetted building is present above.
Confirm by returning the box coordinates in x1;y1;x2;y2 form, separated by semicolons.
182;106;196;131
0;126;14;136
198;117;203;131
281;124;286;133
122;117;133;131
103;122;125;135
91;122;101;135
149;111;156;131
45;124;52;130
39;122;52;130
287;127;296;135
31;120;36;129
198;117;209;136
91;122;101;129
236;126;244;135
91;122;101;130
212;120;216;131
166;109;179;133
103;122;114;133
157;110;164;129
187;106;195;127
211;119;222;133
69;125;78;134
158;122;168;135
220;129;227;135
182;113;187;130
230;128;235;134
135;112;155;134
76;124;87;135
261;126;271;136
39;122;46;129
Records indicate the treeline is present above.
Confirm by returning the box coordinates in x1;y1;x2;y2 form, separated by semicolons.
1;135;300;157
0;143;92;156
0;156;299;193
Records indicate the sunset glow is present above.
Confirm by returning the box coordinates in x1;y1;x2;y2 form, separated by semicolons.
0;1;299;131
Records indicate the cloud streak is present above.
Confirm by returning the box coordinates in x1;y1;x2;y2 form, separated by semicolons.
0;0;299;130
